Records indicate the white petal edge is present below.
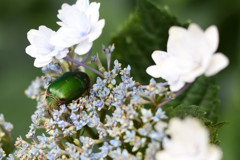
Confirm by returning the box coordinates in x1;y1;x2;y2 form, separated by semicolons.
169;80;185;92
182;63;207;83
88;19;105;42
205;25;219;53
146;65;162;78
34;56;52;68
188;23;204;35
25;46;37;58
50;28;78;48
151;51;169;66
167;26;192;57
55;48;69;59
206;145;223;160
205;53;229;77
86;2;100;26
75;0;90;12
168;26;187;37
75;41;93;55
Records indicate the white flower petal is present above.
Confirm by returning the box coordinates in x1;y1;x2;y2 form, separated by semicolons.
38;25;54;35
205;53;229;76
54;48;69;59
27;26;55;54
188;24;213;57
51;27;84;48
56;21;64;27
57;4;73;22
207;145;223;160
27;26;52;42
188;23;204;35
167;26;187;56
151;51;168;65
86;2;100;26
27;29;38;43
26;45;37;58
156;117;222;160
147;51;185;91
50;31;70;47
168;25;206;61
34;56;52;68
205;25;219;53
182;58;209;82
58;5;90;32
169;80;185;92
169;23;211;59
75;0;90;12
75;41;93;55
88;19;105;42
151;51;179;76
146;65;162;78
168;26;187;37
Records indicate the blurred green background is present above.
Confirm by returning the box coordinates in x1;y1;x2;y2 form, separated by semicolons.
0;0;239;159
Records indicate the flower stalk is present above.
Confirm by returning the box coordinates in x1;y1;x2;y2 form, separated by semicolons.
156;82;193;110
64;56;104;77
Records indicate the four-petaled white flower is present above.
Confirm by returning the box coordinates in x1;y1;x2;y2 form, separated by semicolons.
26;26;68;68
156;117;222;160
51;0;105;55
146;23;229;91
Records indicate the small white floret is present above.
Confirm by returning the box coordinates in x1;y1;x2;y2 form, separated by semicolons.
156;117;222;160
26;26;68;68
51;0;105;55
146;23;229;91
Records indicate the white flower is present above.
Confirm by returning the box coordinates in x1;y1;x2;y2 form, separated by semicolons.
51;0;105;55
26;26;69;68
141;108;153;123
146;23;229;91
156;117;222;160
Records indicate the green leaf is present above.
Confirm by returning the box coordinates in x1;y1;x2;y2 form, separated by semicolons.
111;0;184;83
162;103;226;144
162;76;224;144
204;120;227;144
164;76;220;123
163;104;206;120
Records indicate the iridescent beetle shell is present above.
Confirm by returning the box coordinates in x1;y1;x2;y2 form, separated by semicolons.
46;71;90;109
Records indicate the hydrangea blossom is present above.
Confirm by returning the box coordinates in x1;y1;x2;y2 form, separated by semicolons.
13;0;228;158
156;117;222;160
0;114;14;159
26;26;69;67
0;148;6;159
146;23;229;91
51;0;105;55
14;59;171;159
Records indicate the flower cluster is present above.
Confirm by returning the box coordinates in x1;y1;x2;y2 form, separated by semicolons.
13;57;224;159
0;114;14;159
15;60;171;159
16;48;224;160
0;0;228;159
26;0;104;68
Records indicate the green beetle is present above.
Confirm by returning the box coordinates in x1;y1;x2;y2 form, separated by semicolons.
46;71;90;110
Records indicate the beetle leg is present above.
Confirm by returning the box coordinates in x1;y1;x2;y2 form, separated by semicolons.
46;92;63;106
